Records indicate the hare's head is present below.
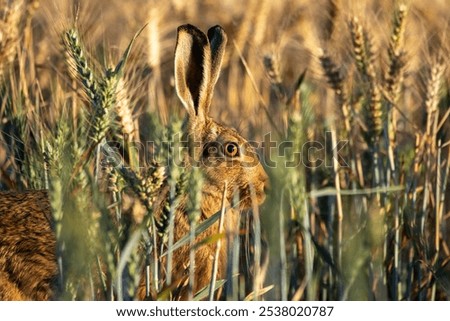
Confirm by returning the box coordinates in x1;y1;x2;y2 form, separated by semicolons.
174;24;268;215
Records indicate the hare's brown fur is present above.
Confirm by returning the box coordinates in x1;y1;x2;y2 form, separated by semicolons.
0;190;57;300
0;24;267;301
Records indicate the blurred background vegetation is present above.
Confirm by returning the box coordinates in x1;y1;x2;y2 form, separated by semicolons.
0;0;449;300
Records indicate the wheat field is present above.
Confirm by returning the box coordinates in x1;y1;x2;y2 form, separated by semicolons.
0;0;449;300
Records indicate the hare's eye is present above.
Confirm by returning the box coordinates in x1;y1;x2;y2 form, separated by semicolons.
224;142;240;157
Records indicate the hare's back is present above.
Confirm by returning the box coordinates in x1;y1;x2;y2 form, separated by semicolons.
0;190;57;300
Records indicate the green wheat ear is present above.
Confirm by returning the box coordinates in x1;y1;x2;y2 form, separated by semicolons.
63;29;98;102
63;24;147;143
63;24;147;180
92;23;148;144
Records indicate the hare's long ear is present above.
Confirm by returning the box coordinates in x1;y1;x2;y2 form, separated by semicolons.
206;25;227;106
175;24;211;120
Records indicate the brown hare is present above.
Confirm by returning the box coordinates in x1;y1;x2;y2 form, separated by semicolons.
0;24;268;300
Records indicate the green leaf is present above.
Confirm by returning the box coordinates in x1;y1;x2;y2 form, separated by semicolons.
114;23;148;77
161;209;222;257
193;279;227;301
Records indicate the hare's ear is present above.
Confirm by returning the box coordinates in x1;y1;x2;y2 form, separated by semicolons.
175;24;211;120
206;25;227;101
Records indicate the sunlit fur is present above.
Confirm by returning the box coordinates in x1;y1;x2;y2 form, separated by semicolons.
0;191;57;300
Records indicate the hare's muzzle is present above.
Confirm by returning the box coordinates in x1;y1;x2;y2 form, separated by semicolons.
254;163;269;204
